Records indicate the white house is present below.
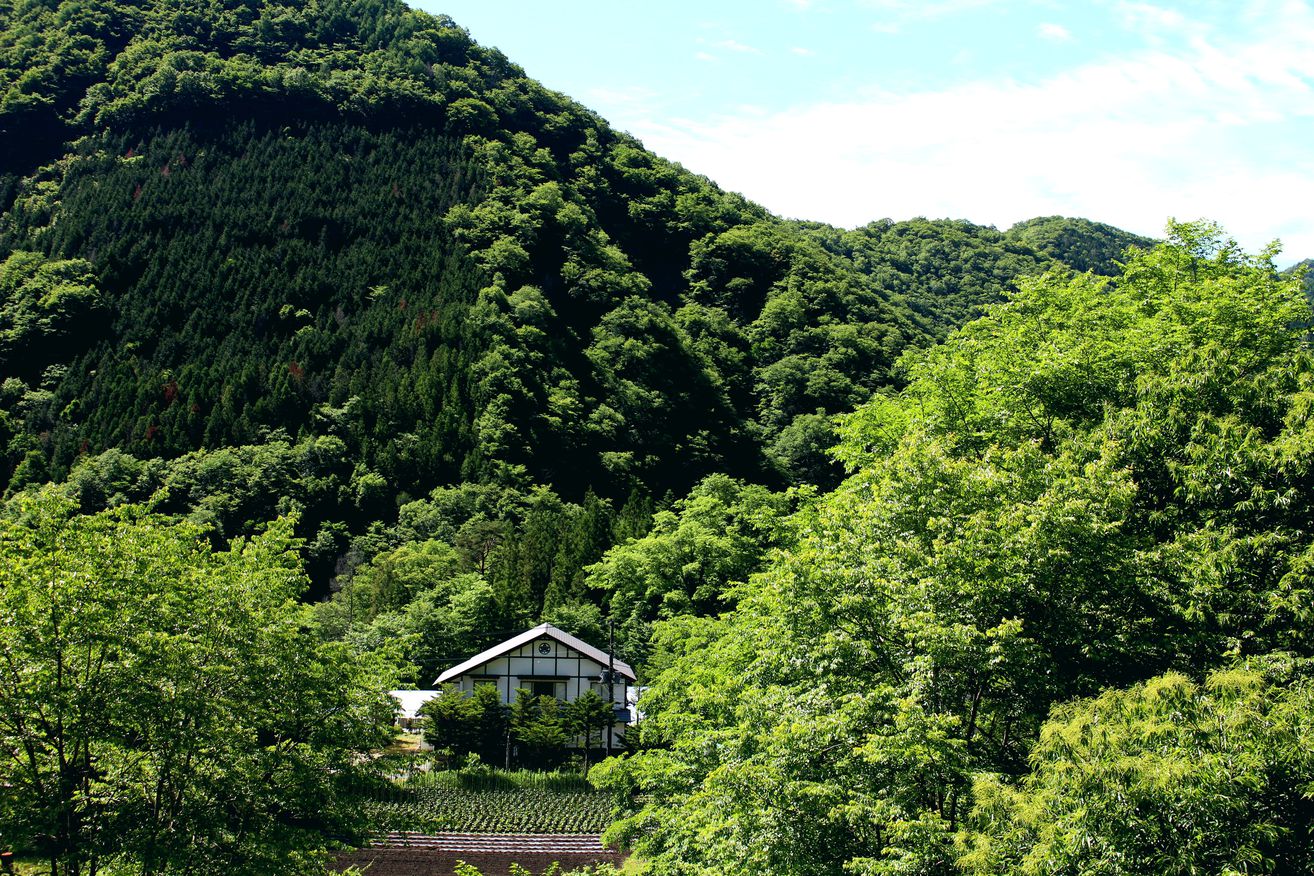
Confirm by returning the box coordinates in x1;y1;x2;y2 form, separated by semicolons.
434;622;636;744
388;689;440;730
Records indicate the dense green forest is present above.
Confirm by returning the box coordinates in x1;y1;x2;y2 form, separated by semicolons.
0;0;1150;659
3;0;1306;873
595;223;1314;875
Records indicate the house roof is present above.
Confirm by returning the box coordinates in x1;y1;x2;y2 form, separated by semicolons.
435;622;636;684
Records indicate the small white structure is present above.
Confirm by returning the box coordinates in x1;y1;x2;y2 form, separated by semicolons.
389;689;440;729
435;622;636;743
626;685;649;725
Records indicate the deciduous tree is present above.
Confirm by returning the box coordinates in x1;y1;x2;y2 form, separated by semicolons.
0;494;397;876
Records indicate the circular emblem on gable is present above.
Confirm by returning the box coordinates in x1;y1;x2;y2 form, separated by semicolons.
537;641;552;656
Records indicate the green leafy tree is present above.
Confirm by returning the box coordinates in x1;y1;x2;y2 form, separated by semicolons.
510;689;568;770
960;660;1314;875
565;690;614;768
540;600;607;648
585;474;795;666
546;489;614;610
492;486;571;623
0;494;397;876
417;683;508;766
456;513;510;577
420;684;480;759
401;572;499;683
345;538;464;621
0;251;104;378
470;682;511;766
595;223;1314;876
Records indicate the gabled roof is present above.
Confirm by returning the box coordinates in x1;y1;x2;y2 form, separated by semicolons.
435;623;636;684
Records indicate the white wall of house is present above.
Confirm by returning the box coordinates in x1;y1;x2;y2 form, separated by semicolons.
446;633;630;742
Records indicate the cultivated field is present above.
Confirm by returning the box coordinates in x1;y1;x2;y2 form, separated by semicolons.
364;769;615;835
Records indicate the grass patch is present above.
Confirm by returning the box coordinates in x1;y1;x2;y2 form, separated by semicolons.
380;730;426;756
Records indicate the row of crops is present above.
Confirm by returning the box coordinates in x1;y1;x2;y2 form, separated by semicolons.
364;771;615;834
406;767;596;792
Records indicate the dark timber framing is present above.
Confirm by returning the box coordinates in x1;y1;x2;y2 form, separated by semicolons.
434;623;637;743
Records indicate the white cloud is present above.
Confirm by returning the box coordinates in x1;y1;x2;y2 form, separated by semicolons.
1037;22;1072;41
859;0;1007;23
791;46;817;56
716;39;763;54
862;0;1007;34
1115;1;1189;32
615;13;1314;260
584;85;660;109
693;51;717;62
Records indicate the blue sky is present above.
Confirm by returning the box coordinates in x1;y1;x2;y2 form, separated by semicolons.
413;0;1314;263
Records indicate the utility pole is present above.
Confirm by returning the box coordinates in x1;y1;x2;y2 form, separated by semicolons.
606;617;615;759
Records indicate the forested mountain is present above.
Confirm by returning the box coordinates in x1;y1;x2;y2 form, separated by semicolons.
0;0;1147;629
5;2;1311;875
1004;215;1155;275
1285;256;1313;304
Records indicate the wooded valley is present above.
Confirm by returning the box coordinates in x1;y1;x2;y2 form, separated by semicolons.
1;0;1310;873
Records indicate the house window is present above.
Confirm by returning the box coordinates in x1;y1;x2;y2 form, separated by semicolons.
530;679;566;700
